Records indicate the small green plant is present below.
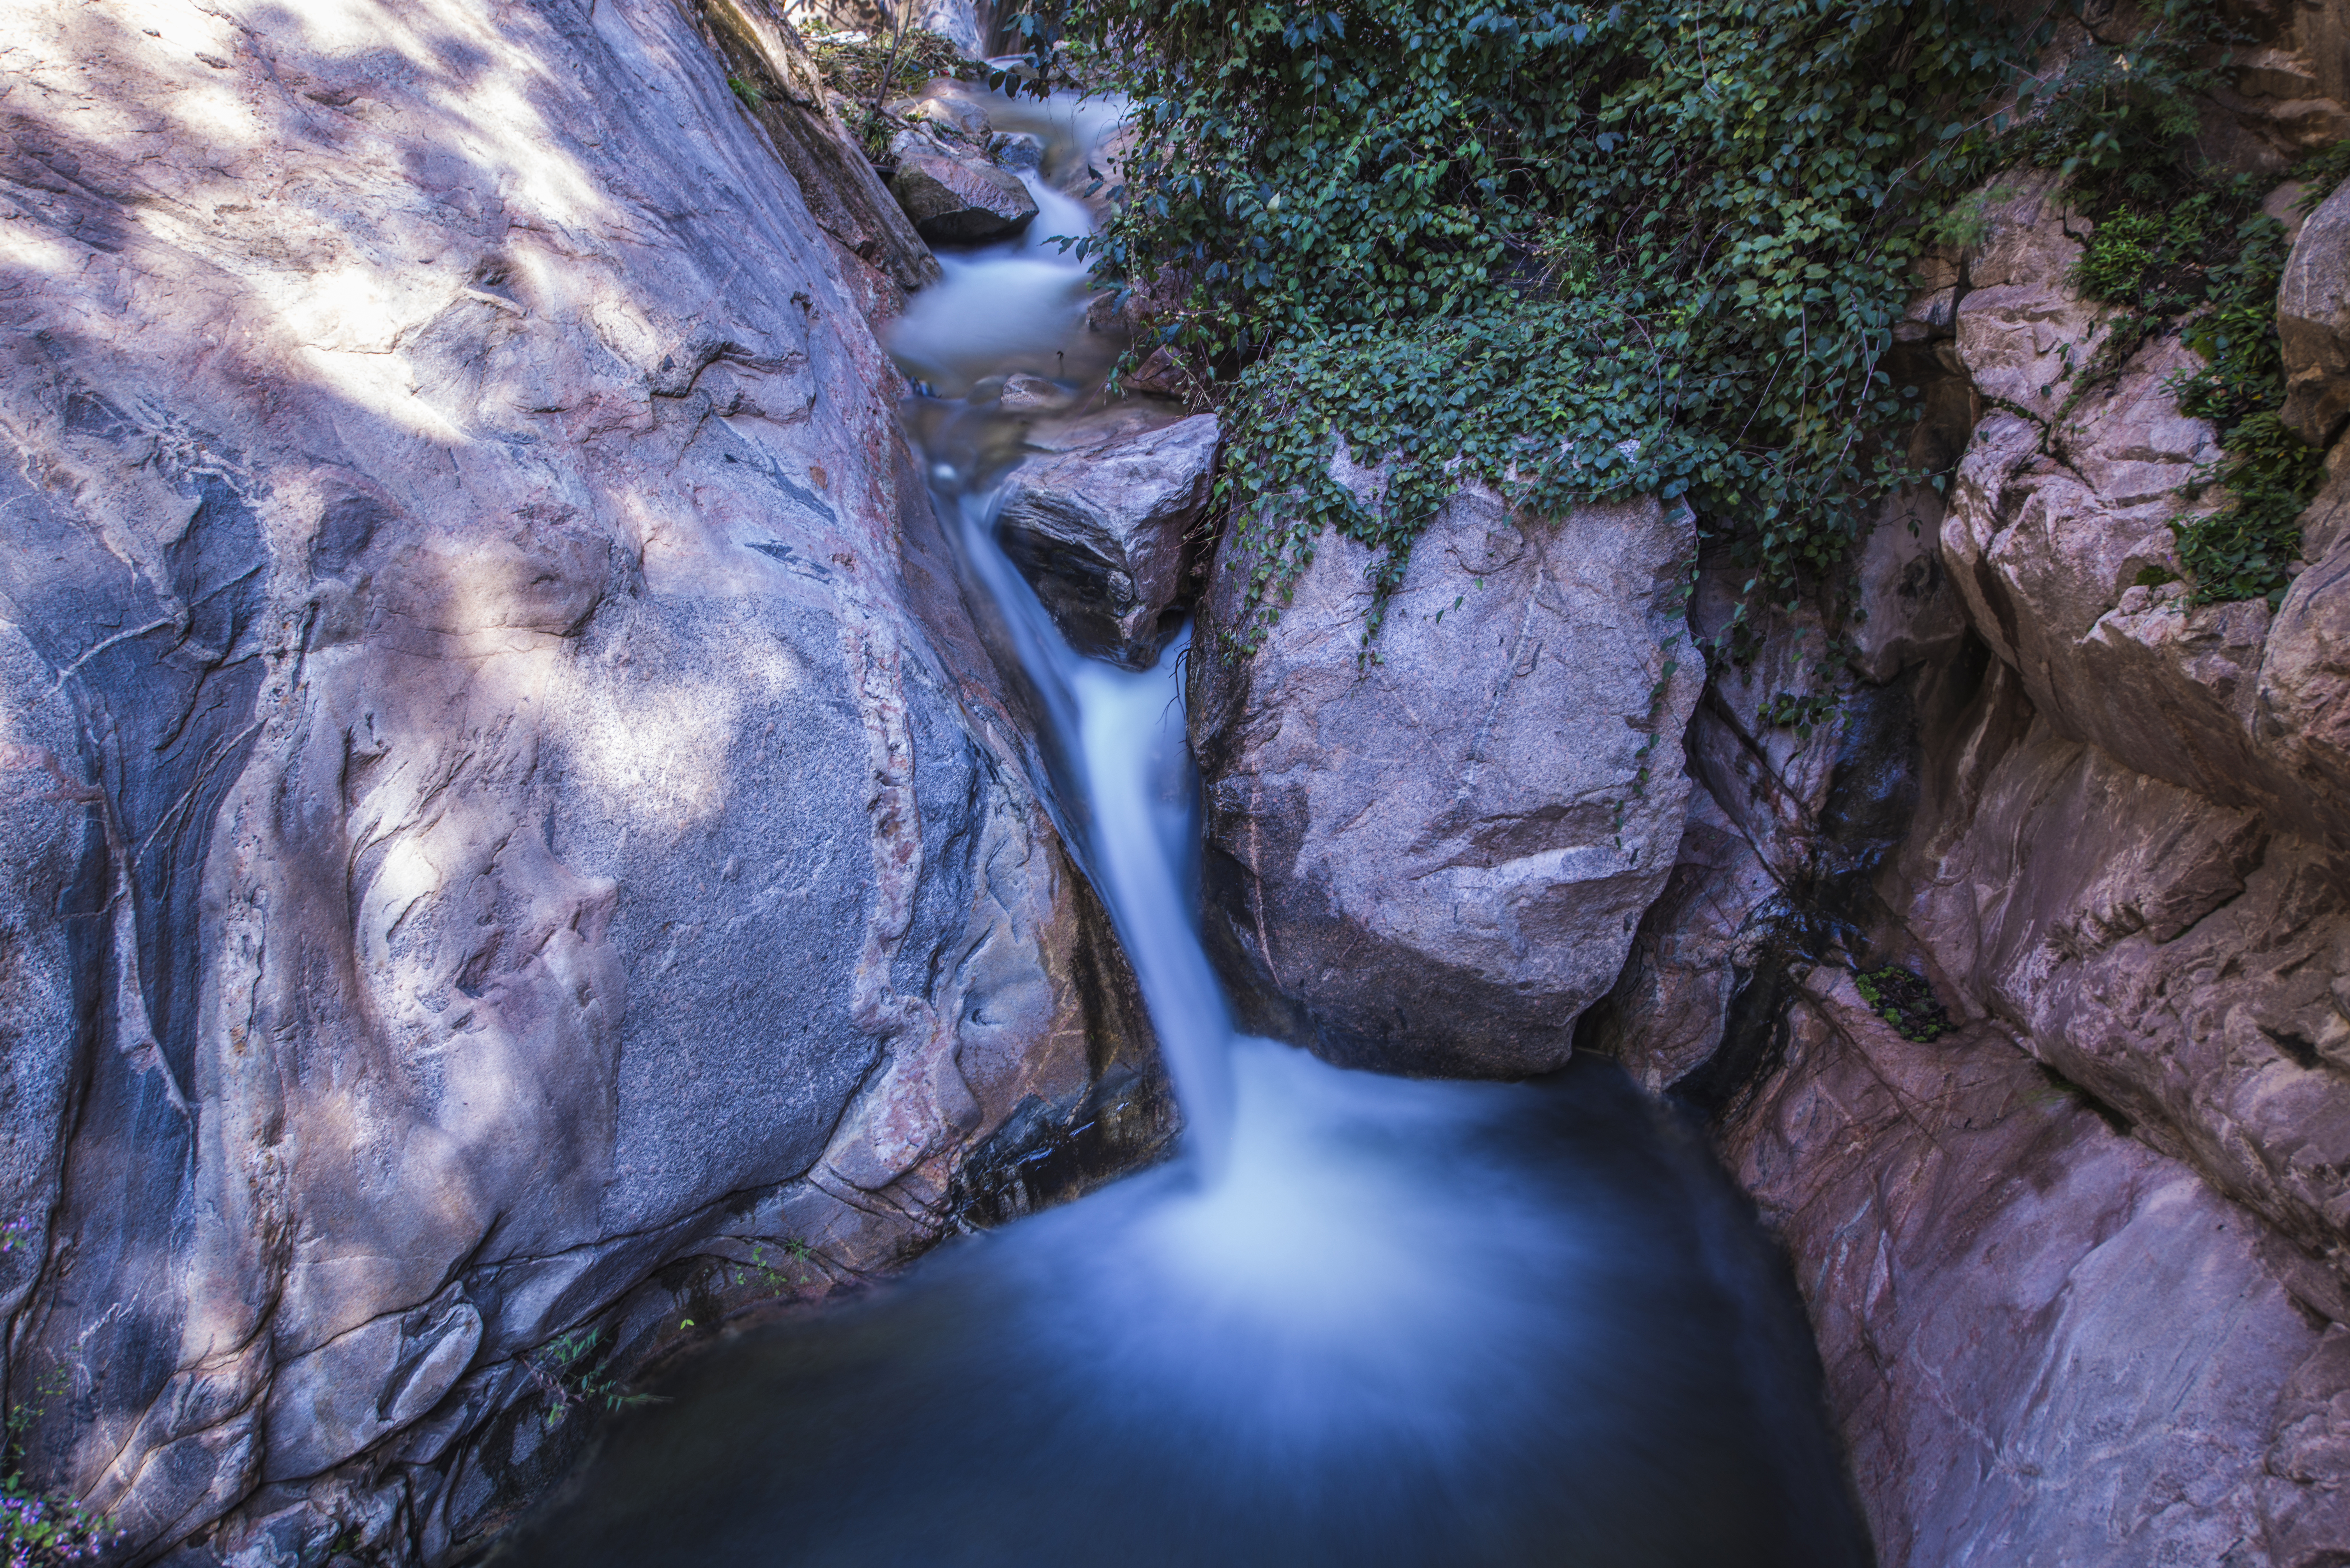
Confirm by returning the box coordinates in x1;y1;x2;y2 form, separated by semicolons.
727;75;766;109
1852;966;1955;1043
526;1329;655;1432
1;1355;119;1567
731;1240;817;1296
1757;689;1839;742
2294;137;2350;212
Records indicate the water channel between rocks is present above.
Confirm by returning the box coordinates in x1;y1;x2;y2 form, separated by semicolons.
489;89;1871;1568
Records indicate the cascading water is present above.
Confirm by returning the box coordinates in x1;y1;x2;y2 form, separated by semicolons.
493;89;1871;1568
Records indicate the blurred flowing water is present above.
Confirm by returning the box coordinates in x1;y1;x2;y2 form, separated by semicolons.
491;87;1872;1568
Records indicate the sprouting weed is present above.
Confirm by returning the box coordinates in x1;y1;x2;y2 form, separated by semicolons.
526;1329;657;1432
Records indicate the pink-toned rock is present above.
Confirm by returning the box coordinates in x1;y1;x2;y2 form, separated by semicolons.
1723;970;2347;1568
1936;181;2350;848
1892;664;2350;1295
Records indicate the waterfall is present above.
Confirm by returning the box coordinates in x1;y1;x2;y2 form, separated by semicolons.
490;85;1871;1568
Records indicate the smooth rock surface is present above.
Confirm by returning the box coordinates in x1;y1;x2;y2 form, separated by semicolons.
1892;663;2350;1295
997;412;1217;667
0;1;1156;1562
1189;487;1702;1075
1724;970;2343;1568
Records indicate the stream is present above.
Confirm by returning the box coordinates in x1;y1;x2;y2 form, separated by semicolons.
489;89;1872;1568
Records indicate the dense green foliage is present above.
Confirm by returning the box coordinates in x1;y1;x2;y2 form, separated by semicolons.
1027;0;2057;639
1018;0;2333;634
2034;16;2332;609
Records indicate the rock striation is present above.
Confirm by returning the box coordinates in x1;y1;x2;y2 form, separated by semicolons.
0;1;1160;1564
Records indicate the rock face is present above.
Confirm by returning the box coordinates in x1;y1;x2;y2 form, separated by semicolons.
997;411;1217;667
0;2;1161;1564
1723;972;2344;1567
1189;486;1702;1075
1589;157;2350;1560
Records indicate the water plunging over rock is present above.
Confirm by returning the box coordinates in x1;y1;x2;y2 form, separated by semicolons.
488;73;1869;1568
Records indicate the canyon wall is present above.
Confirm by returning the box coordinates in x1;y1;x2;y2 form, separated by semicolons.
1187;9;2350;1562
0;1;1155;1564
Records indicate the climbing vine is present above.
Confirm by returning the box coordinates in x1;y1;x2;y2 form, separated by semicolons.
1010;0;2334;633
1017;0;2051;639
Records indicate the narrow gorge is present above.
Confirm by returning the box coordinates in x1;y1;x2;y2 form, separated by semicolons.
0;0;2346;1564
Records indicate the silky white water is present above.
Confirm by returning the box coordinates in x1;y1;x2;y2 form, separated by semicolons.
497;85;1868;1568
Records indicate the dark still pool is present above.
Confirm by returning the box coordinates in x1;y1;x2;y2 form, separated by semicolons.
488;1039;1869;1568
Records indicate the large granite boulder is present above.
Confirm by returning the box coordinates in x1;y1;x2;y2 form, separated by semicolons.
2282;178;2350;446
1188;484;1702;1075
997;411;1218;667
0;3;1158;1564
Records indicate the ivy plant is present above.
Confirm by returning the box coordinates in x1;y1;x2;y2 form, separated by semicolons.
1017;0;2058;642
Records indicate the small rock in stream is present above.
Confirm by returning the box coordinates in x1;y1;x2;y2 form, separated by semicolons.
998;412;1220;668
891;128;1038;243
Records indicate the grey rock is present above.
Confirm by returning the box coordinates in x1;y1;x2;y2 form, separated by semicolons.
0;0;1158;1560
1851;487;1969;683
891;129;1039;244
1684;569;1857;882
997;413;1219;667
694;0;940;306
1580;781;1783;1094
1189;485;1702;1075
2281;176;2350;445
993;132;1047;172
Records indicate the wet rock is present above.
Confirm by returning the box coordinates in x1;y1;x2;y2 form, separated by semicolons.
997;412;1219;667
993;132;1046;172
1722;969;2343;1568
1851;488;1969;683
1684;572;1857;882
2285;178;2350;445
891;128;1039;243
1190;486;1703;1075
0;2;1153;1561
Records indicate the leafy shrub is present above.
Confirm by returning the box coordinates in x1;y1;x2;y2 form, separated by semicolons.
1014;0;2331;631
2051;47;2327;608
0;1474;117;1567
1852;966;1954;1042
1018;0;2055;639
